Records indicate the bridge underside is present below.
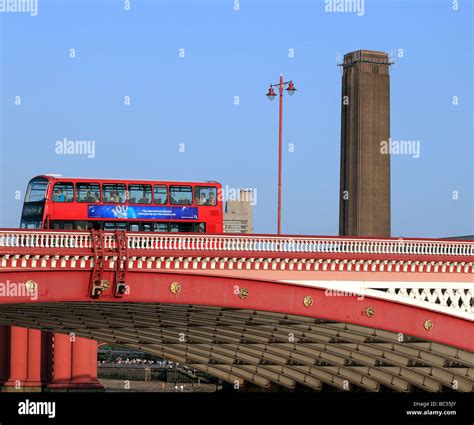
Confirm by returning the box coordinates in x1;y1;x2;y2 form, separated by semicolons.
0;302;472;392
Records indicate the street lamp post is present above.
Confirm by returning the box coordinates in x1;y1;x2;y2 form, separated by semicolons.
266;74;297;235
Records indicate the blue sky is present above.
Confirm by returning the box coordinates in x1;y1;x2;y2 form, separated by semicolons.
0;0;472;237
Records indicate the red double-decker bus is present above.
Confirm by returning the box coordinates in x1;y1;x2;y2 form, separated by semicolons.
20;175;223;233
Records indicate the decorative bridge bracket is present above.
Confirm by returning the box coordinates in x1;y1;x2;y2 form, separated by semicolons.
89;230;129;299
89;229;108;298
113;230;128;297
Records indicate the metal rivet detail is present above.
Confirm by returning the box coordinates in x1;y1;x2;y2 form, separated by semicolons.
170;282;181;294
25;279;37;292
365;306;375;318
238;288;248;299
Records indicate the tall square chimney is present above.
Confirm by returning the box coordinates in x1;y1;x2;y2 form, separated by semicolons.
339;50;391;237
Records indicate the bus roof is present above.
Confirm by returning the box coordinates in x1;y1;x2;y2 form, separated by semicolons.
35;175;222;186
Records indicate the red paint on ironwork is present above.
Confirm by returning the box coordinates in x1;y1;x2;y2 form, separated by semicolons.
23;329;43;387
48;333;72;388
4;326;28;388
0;270;471;352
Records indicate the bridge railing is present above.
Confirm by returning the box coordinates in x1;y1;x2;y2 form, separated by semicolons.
125;234;474;256
0;231;93;249
0;230;473;257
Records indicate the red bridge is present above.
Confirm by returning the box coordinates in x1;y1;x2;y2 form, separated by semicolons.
0;230;472;392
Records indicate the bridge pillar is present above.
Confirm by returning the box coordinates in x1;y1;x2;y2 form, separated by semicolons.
47;333;72;389
71;337;102;390
48;334;102;391
3;326;28;391
22;329;43;390
2;327;52;391
71;337;92;385
89;339;99;382
0;325;9;384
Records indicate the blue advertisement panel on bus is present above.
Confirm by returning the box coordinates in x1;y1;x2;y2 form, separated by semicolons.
87;205;198;220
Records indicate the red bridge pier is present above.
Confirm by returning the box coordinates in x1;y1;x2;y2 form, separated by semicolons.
0;325;102;392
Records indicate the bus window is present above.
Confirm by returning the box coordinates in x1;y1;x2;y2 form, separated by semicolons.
50;221;74;230
195;223;206;232
170;223;193;232
129;184;152;204
25;179;48;202
170;186;192;205
129;223;140;232
74;221;88;230
104;222;127;231
77;183;101;203
103;184;126;203
142;223;153;232
52;183;74;202
194;186;217;206
21;203;44;227
154;223;169;232
20;220;42;229
154;185;168;204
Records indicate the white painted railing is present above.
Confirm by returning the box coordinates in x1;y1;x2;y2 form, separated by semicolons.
0;231;93;249
0;230;473;257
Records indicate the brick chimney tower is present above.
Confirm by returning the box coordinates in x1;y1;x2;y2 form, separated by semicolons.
339;50;391;237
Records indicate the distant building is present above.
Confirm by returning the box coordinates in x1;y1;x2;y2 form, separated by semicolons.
223;189;253;234
339;50;392;237
443;235;474;241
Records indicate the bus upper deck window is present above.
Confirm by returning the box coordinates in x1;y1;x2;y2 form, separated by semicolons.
154;185;168;205
77;183;101;203
25;179;48;203
103;184;126;203
194;186;217;206
129;184;152;204
170;186;192;205
52;182;74;202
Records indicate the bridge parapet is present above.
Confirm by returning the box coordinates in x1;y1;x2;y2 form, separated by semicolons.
1;230;473;257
